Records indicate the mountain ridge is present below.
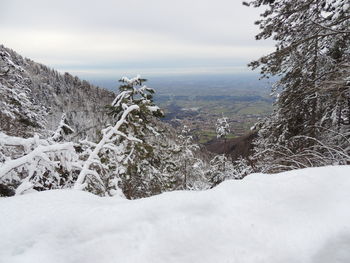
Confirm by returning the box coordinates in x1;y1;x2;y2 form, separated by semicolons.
0;45;115;140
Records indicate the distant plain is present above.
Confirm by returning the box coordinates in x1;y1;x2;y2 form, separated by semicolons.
90;73;274;143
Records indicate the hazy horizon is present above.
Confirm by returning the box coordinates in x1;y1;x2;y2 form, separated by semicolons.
82;72;273;93
1;0;273;79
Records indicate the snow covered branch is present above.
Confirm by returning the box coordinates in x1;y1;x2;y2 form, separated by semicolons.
74;104;140;191
0;131;78;195
0;143;74;180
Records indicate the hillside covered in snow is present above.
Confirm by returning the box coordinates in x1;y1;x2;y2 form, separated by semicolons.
0;45;114;140
1;165;350;263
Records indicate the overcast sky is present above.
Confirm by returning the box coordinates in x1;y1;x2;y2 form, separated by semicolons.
1;0;273;78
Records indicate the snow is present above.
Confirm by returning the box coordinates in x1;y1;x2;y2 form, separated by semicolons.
120;75;142;85
147;105;160;112
1;165;350;263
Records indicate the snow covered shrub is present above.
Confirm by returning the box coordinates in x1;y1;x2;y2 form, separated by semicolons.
175;126;209;189
231;157;254;178
206;155;248;188
0;132;78;195
251;126;350;174
207;155;231;187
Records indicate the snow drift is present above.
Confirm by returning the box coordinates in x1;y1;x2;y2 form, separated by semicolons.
1;166;350;263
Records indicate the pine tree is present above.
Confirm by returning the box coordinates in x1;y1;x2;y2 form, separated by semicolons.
74;75;173;198
176;126;206;189
245;0;350;171
216;115;230;141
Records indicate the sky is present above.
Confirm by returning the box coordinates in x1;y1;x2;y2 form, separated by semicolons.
1;0;273;79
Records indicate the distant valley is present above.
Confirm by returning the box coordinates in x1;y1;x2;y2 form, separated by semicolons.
90;74;274;143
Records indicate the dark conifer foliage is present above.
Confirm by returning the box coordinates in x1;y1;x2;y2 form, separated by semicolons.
244;0;350;172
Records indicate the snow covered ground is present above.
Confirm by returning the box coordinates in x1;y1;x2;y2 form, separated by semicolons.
1;166;350;263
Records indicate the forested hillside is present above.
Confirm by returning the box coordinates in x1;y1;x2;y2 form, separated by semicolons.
0;45;114;140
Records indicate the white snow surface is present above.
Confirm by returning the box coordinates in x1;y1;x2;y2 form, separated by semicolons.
1;166;350;263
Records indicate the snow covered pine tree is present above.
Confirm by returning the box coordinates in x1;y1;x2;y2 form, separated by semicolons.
74;75;168;199
216;115;230;141
244;0;350;172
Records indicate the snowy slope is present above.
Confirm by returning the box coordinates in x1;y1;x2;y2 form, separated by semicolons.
0;45;114;139
1;166;350;263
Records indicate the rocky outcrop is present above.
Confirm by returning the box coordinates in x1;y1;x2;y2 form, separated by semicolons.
0;45;115;140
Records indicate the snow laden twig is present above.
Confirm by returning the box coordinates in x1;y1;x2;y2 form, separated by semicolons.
0;132;48;153
0;143;74;179
74;104;141;191
0;132;77;195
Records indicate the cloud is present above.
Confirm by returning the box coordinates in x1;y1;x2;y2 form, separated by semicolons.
0;0;273;77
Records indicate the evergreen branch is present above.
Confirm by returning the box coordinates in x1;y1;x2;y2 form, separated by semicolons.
311;20;350;34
